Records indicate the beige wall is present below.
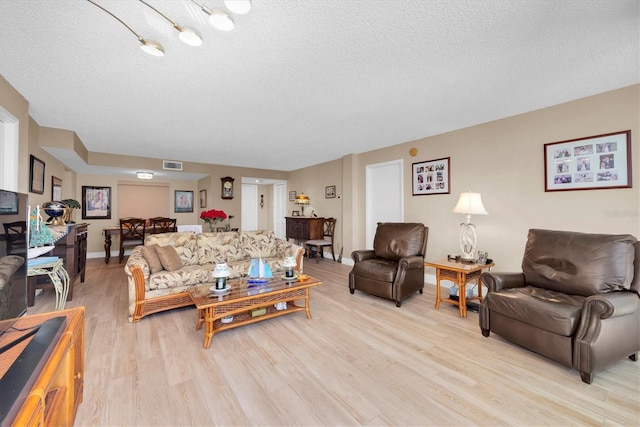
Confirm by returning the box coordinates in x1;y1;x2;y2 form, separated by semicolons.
316;84;638;272
3;74;637;271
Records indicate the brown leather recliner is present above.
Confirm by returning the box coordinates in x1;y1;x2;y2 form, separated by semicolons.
349;223;428;307
480;229;639;384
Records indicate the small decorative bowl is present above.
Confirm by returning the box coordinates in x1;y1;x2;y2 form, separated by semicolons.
297;274;310;282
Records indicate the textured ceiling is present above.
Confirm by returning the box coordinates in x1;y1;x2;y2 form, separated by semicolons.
0;0;638;175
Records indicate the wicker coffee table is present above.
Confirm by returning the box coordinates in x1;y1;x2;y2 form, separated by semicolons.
188;276;322;348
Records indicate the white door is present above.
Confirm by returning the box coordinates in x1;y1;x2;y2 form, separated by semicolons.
241;184;258;231
365;160;403;248
273;183;286;239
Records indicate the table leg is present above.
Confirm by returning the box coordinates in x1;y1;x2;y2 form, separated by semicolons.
304;289;312;319
104;233;112;264
434;269;441;309
202;307;214;349
458;272;467;317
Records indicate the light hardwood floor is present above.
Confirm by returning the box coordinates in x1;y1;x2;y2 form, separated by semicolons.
29;258;639;426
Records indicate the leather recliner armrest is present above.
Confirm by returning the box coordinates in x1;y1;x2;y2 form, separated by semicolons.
481;272;526;293
352;249;375;263
394;255;425;285
579;291;639;321
573;291;640;381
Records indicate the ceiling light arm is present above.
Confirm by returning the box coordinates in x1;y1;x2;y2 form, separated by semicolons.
190;0;212;16
86;0;164;56
87;0;143;42
139;0;202;45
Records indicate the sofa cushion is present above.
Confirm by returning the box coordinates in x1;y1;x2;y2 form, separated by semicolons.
241;230;277;258
485;286;585;336
197;232;244;264
145;232;199;266
156;245;183;272
141;244;163;274
522;229;637;296
373;223;426;261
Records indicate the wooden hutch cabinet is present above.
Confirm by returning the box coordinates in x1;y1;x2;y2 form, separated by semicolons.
285;217;324;242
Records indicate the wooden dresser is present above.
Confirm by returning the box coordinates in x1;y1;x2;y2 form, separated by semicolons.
0;307;85;426
285;217;324;242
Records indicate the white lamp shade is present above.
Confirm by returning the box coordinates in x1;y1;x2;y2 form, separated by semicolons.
453;192;488;216
224;0;251;14
178;27;203;46
209;11;235;31
213;262;230;277
283;256;297;267
140;40;164;56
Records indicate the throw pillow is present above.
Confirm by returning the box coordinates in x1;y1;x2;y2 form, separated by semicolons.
141;244;163;274
155;245;183;272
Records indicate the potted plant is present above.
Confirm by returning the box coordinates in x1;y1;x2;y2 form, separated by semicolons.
61;199;81;223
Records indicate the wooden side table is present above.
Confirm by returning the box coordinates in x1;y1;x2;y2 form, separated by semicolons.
424;259;495;317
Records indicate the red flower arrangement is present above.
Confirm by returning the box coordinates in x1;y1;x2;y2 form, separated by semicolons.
200;209;227;224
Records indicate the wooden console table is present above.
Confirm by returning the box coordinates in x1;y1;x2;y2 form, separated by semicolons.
0;307;85;426
28;223;88;306
425;259;495;317
285;217;323;244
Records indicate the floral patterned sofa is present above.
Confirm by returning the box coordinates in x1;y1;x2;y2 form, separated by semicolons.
124;230;304;322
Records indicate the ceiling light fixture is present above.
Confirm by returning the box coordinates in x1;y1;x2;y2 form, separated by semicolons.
138;0;203;46
224;0;251;15
87;0;164;57
136;172;154;180
190;0;235;31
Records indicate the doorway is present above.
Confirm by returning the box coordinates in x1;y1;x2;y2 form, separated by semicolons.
365;159;403;248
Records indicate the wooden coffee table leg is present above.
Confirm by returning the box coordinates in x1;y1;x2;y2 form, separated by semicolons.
202;307;215;349
434;269;441;309
195;308;204;330
304;289;312;319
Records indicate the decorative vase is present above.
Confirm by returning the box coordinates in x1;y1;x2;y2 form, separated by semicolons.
209;222;218;232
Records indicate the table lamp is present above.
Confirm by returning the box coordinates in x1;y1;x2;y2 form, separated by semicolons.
452;192;488;262
212;262;230;289
295;193;310;216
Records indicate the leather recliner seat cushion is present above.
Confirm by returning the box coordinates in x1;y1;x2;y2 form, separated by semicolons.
522;229;636;296
350;258;398;282
485;286;585;336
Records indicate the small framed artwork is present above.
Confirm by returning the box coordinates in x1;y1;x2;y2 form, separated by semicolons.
175;190;194;213
29;155;45;194
292;210;300;216
412;157;451;196
221;176;234;199
289;191;297;202
199;189;207;208
0;190;19;215
52;176;62;201
325;185;336;198
82;186;111;219
544;130;632;192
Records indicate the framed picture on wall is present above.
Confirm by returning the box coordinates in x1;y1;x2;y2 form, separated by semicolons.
82;186;111;219
544;130;632;191
52;176;62;201
29;155;45;194
325;185;336;198
412;157;451;196
199;189;207;208
175;190;194;213
289;191;297;201
0;190;19;215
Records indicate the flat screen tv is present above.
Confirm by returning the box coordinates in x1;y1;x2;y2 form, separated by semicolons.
0;189;28;338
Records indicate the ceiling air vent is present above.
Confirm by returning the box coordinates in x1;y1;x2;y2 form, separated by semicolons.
163;160;183;171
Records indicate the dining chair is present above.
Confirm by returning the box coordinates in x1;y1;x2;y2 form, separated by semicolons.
149;217;177;234
305;218;337;263
3;221;28;255
119;218;146;263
